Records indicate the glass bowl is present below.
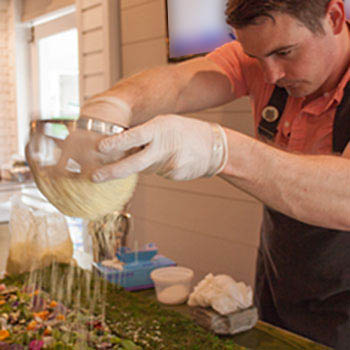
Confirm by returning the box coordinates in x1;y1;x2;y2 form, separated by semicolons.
25;117;138;220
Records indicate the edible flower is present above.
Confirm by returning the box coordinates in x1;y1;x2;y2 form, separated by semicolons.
27;320;37;331
28;290;40;298
49;301;57;308
29;340;44;350
33;311;49;321
43;326;52;336
56;314;65;321
0;330;9;341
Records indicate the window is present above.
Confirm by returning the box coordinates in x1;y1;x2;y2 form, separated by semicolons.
30;10;79;119
37;28;79;118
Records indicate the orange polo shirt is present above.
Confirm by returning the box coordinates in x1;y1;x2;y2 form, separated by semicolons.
207;41;350;155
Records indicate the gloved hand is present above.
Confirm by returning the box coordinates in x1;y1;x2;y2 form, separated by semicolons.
92;114;228;182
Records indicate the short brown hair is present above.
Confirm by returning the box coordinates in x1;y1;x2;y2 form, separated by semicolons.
226;0;333;34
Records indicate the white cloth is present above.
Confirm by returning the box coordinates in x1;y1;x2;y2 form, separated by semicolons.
187;273;253;315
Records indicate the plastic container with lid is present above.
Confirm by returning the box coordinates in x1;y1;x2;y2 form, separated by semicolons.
150;266;194;305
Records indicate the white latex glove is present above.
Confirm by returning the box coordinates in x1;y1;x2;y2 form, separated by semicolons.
92;114;228;182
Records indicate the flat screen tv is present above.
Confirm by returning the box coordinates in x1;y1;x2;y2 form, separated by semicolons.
167;0;350;62
166;0;233;62
345;0;350;18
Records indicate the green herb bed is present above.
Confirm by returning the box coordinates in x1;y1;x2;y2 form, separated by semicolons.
1;265;245;350
1;265;331;350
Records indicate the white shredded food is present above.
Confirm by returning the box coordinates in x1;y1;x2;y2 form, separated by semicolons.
32;170;138;220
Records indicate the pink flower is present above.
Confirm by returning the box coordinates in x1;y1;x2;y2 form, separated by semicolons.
29;340;44;350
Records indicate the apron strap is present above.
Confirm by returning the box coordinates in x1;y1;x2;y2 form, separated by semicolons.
258;86;289;140
333;80;350;153
258;82;350;153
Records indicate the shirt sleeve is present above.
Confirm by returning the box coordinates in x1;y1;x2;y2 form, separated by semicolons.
206;41;261;99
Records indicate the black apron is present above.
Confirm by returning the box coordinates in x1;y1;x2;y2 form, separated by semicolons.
255;83;350;350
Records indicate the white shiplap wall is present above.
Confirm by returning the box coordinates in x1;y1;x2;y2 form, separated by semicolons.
76;0;121;102
120;0;262;286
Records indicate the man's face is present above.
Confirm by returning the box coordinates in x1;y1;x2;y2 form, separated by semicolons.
234;12;339;98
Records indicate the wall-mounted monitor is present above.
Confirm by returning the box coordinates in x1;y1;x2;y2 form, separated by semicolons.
166;0;233;62
345;0;350;18
167;0;350;62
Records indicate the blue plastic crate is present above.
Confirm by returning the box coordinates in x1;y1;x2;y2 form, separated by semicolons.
93;244;176;291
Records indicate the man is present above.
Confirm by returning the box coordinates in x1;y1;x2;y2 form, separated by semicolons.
82;1;350;348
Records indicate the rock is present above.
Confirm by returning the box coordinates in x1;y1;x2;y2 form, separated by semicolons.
190;306;258;335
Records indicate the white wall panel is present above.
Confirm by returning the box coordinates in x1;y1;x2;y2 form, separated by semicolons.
83;52;104;75
81;5;103;32
83;74;105;96
21;0;74;22
138;174;258;203
130;183;262;248
121;0;166;44
122;38;167;76
81;0;101;10
77;0;122;103
121;0;157;10
82;29;103;53
129;217;258;286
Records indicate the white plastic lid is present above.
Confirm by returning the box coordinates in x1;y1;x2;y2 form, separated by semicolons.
150;266;194;284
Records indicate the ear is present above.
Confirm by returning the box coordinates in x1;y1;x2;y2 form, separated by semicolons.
326;0;346;35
